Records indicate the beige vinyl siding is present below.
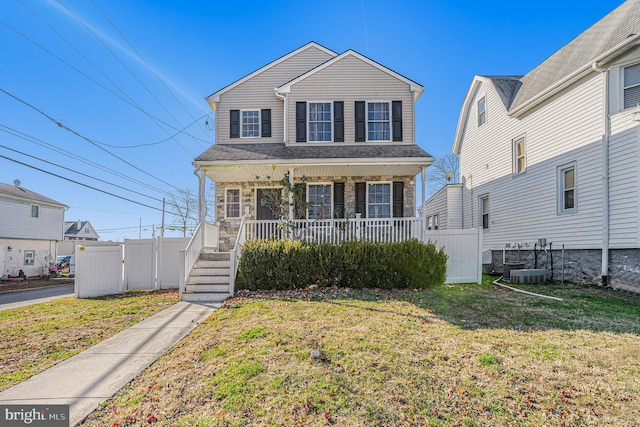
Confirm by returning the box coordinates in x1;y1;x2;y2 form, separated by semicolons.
285;55;414;144
608;109;640;248
459;74;607;250
216;46;334;144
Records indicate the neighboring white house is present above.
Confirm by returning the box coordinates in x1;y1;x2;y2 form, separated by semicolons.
64;220;99;241
423;0;640;291
0;182;67;277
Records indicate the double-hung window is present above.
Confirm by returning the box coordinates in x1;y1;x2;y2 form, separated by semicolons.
31;205;39;218
308;102;332;142
479;195;489;229
477;97;486;126
308;184;332;219
367;183;391;218
225;188;241;218
367;102;391;141
241;110;260;138
558;164;576;214
433;214;439;230
623;63;640;110
513;136;526;174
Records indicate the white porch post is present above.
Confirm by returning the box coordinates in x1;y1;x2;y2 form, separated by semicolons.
196;168;206;248
288;167;295;222
421;166;426;240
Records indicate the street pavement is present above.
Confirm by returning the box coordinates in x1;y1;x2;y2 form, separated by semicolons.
0;284;74;310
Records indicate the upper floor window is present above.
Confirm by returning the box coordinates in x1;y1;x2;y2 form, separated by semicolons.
367;183;391;218
308;184;332;219
241;110;260;138
558;163;576;214
479;195;489;229
308;102;332;142
433;214;439;230
367;102;391;141
477;97;486;127
31;205;39;218
623;63;640;110
513;136;526;174
225;188;241;218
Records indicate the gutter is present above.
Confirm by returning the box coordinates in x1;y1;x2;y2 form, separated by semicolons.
591;60;610;287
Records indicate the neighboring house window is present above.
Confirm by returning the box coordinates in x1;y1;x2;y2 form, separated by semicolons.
31;205;39;218
433;214;439;230
367;102;391;141
308;102;332;142
308;184;332;219
367;183;391;218
477;97;486;126
225;188;241;218
427;216;433;230
479;195;489;229
558;163;576;213
513;136;526;174
241;110;260;138
623;62;640;110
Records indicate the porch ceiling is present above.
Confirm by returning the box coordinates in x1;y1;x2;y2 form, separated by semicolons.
199;161;432;183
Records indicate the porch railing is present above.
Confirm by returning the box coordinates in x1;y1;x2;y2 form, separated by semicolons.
179;221;204;297
244;216;422;244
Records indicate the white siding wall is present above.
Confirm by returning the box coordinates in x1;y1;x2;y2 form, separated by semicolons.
216;46;334;144
459;74;609;250
0;238;58;277
422;186;448;228
447;185;463;229
0;197;64;241
286;55;415;144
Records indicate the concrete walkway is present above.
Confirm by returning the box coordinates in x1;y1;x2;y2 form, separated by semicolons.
0;300;219;426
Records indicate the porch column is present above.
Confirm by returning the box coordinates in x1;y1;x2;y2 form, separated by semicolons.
288;167;295;222
421;166;426;239
196;168;206;248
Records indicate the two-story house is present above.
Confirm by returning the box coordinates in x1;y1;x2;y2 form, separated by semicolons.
0;181;67;278
424;0;640;291
182;42;433;301
64;220;99;241
194;42;433;249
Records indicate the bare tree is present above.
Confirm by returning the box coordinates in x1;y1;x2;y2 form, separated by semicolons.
426;153;460;196
167;188;198;237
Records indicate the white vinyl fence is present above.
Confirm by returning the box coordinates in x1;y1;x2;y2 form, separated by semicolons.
74;237;189;298
423;228;482;284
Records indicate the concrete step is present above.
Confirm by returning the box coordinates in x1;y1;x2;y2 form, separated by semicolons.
199;252;231;262
185;283;229;293
194;260;231;269
188;275;229;284
192;267;230;276
181;292;230;303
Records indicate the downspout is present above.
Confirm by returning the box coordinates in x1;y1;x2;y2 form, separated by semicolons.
275;90;287;143
592;61;610;287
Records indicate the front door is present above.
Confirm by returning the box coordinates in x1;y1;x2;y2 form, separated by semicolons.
256;189;280;220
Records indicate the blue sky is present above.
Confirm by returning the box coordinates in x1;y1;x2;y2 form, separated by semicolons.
0;0;624;240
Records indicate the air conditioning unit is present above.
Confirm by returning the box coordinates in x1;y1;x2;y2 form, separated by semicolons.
510;269;546;284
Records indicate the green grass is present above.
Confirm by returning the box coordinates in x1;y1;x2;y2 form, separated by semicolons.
0;290;178;391
82;281;640;426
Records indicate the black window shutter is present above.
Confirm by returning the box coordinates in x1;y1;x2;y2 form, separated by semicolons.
230;109;240;138
355;101;365;142
296;102;306;142
261;109;271;138
392;101;402;141
333;182;345;218
393;181;404;217
334;101;344;142
295;184;307;219
355;182;366;218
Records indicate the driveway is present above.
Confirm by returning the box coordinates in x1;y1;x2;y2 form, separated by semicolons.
0;284;74;310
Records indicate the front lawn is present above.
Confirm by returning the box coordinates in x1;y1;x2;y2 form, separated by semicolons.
83;281;640;426
0;290;179;391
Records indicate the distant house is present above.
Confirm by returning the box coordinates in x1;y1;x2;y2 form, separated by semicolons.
423;0;640;291
0;182;67;277
64;220;99;241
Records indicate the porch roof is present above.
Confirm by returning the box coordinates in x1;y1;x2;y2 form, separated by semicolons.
193;143;434;182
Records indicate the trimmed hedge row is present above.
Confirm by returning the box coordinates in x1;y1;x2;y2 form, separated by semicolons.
236;239;447;290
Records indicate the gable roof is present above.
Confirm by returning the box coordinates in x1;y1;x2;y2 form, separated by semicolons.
276;49;424;101
205;42;337;105
0;182;67;207
481;75;522;110
509;0;640;116
64;221;88;235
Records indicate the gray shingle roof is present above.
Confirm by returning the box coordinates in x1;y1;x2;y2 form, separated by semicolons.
480;76;522;110
510;0;640;112
0;182;67;207
64;221;87;235
194;143;432;162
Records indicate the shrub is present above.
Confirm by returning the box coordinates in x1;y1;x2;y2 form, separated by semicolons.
236;239;446;291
